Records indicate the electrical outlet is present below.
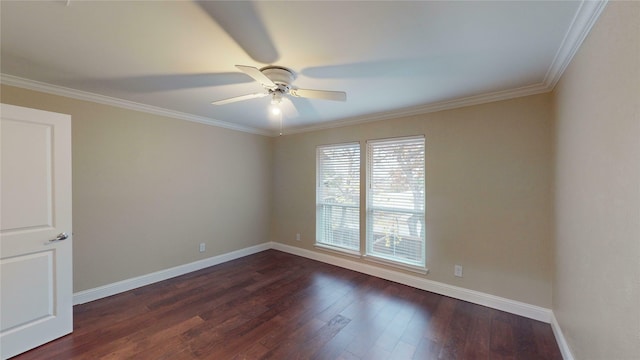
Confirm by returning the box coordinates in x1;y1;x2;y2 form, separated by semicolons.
295;233;301;241
199;243;206;253
454;264;463;277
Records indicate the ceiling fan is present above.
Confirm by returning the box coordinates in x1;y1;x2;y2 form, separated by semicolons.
212;65;347;113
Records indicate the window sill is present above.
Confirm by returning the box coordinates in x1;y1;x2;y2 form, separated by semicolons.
314;243;362;259
362;254;429;275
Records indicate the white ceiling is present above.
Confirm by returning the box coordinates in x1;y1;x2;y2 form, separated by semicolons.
0;1;604;136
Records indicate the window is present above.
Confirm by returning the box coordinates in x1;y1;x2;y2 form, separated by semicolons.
366;136;425;267
316;143;360;252
315;136;426;269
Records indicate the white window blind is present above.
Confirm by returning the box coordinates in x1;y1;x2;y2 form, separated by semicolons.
316;143;360;252
367;136;425;267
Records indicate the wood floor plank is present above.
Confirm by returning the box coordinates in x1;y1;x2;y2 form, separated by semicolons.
389;340;416;360
94;316;203;359
12;250;562;360
412;337;441;359
462;303;492;359
312;320;359;360
532;319;564;360
294;314;351;359
439;300;473;359
490;316;517;360
425;295;457;344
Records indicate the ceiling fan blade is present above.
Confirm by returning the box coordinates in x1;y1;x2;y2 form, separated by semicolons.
197;1;279;64
211;92;267;105
65;72;253;94
236;65;277;90
290;88;347;102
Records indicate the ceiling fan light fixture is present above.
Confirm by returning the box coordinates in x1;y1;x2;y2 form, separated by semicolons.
270;91;283;115
212;65;347;122
270;91;283;105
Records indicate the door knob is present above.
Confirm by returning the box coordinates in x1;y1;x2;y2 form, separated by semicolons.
49;232;69;243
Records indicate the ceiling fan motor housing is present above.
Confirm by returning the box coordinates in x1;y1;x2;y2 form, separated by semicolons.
261;66;295;94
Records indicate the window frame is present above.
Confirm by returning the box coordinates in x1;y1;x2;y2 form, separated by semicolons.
315;142;362;254
365;135;426;269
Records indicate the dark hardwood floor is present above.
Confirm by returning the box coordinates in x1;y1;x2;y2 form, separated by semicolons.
13;250;562;359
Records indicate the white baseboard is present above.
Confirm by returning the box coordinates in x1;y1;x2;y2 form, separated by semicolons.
72;242;271;305
73;241;551;326
271;242;552;323
551;313;575;360
72;241;572;358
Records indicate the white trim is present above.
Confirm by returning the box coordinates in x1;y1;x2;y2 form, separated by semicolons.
72;242;271;305
551;313;575;360
314;243;362;258
69;238;574;357
0;74;272;137
63;241;574;359
0;72;548;137
2;0;607;142
543;0;608;89
362;254;428;275
73;241;553;325
366;134;425;145
284;83;550;135
271;242;552;323
316;141;361;151
366;136;427;271
0;1;606;138
282;1;608;136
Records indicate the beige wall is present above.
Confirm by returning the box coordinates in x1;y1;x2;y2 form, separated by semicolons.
1;85;273;292
552;2;640;359
0;83;555;309
272;93;554;308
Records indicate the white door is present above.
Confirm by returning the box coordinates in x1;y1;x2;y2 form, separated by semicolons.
0;103;73;359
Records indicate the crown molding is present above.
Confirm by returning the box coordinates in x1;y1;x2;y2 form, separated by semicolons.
0;74;273;137
543;0;608;88
285;0;608;136
0;72;549;137
284;82;550;135
1;1;607;138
